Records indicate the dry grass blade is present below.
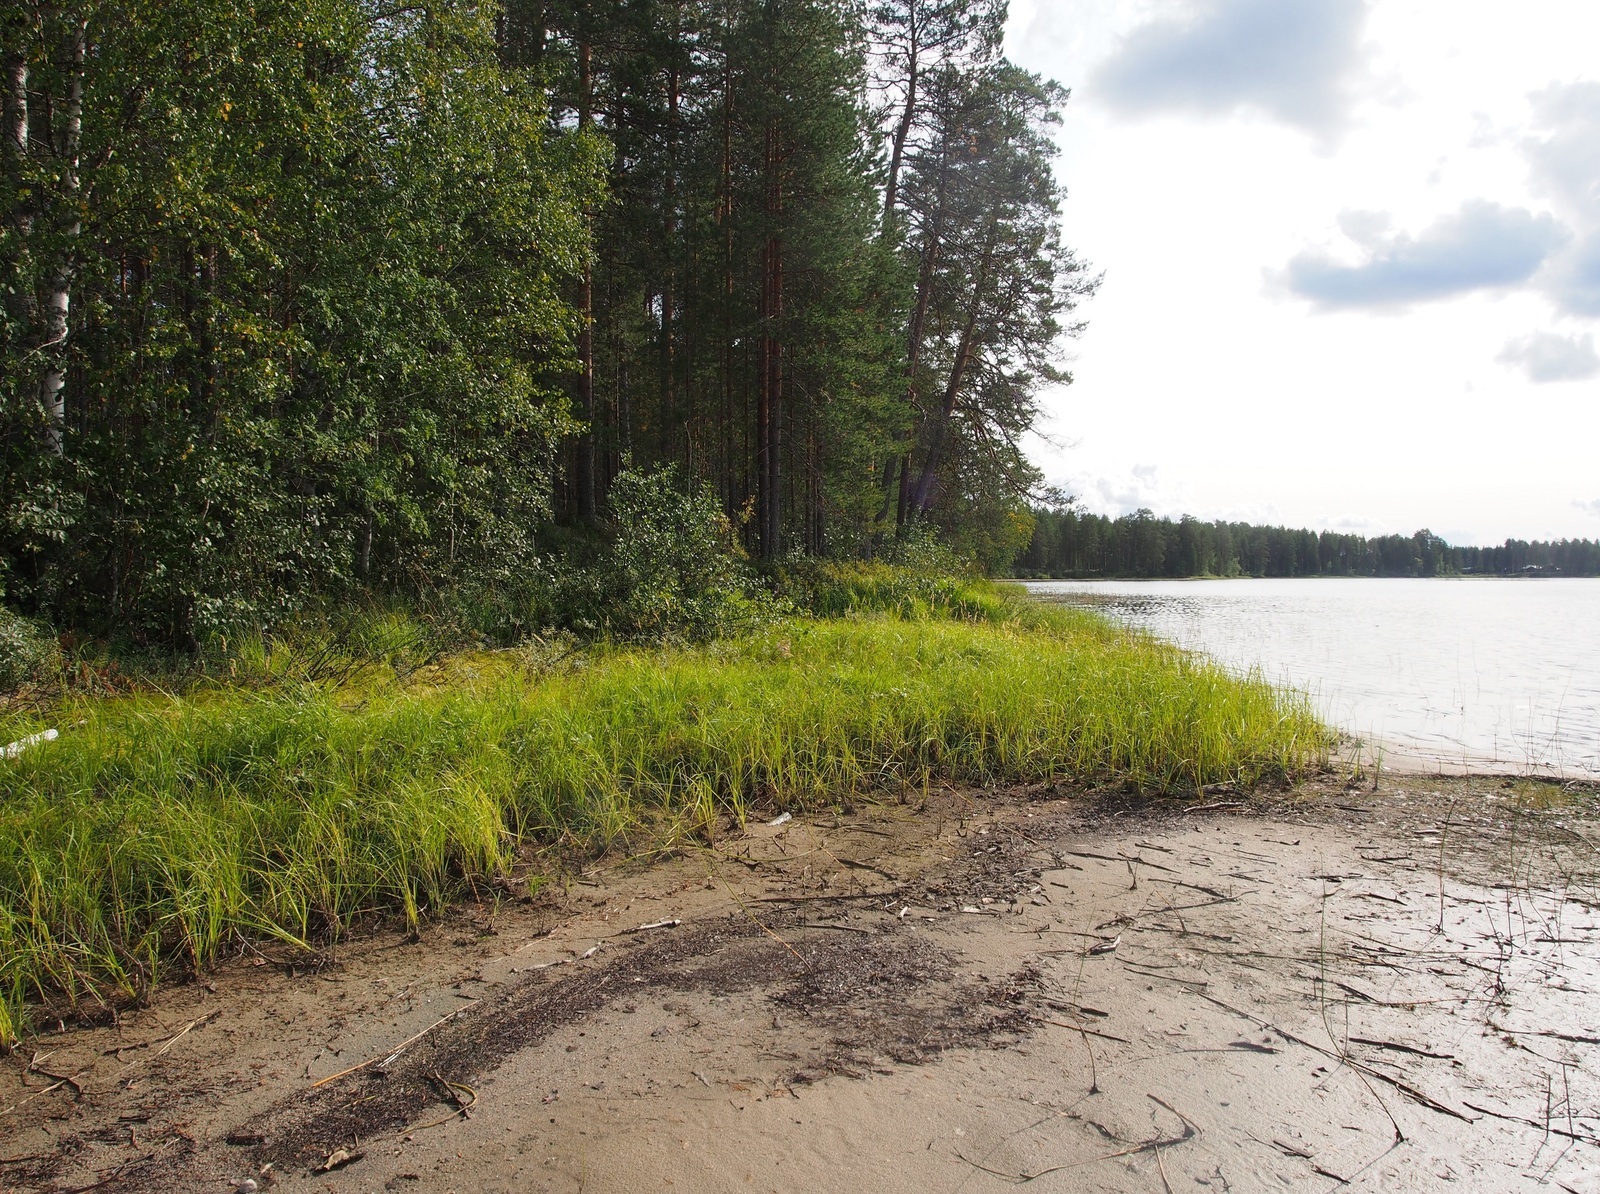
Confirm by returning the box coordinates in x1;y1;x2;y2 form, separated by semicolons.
1194;991;1473;1124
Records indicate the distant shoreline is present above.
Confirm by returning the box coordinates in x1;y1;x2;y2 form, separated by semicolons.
1009;572;1599;581
1017;508;1600;579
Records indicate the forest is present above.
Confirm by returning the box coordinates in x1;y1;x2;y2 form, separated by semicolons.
1;0;1093;645
1016;505;1600;579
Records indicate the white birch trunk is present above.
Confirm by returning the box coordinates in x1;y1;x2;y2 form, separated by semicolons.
40;16;86;457
6;56;24;158
6;55;34;334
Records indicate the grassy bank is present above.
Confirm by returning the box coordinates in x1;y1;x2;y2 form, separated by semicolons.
0;589;1329;1044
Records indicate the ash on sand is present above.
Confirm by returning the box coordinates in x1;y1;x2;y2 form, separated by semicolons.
4;775;1600;1192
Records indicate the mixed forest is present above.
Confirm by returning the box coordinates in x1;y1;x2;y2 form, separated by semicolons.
1017;506;1600;579
1;0;1092;645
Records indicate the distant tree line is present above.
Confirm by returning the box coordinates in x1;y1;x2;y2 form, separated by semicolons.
1;0;1092;643
1015;507;1600;578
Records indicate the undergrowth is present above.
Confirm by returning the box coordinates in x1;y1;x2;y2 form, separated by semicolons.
0;578;1330;1045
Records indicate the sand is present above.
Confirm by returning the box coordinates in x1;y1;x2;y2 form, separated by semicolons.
4;773;1599;1193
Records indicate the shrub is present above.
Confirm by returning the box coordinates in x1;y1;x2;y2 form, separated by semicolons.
599;467;774;641
0;609;61;692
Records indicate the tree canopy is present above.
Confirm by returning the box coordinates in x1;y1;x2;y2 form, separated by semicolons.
2;0;1090;641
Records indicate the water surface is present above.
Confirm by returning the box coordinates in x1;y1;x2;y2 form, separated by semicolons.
1024;577;1600;775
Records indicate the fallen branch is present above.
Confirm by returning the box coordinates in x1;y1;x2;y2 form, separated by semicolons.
54;1152;155;1194
1489;1021;1600;1047
403;1072;481;1132
2;728;58;759
26;1052;83;1099
1060;850;1176;874
835;857;901;883
153;1009;222;1058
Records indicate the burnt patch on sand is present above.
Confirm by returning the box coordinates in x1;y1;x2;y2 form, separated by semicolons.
774;932;1037;1081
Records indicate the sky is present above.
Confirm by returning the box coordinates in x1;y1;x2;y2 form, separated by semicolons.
1004;0;1600;545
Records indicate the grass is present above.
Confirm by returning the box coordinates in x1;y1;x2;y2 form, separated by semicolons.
0;586;1330;1043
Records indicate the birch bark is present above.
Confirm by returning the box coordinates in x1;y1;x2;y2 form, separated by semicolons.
39;13;86;457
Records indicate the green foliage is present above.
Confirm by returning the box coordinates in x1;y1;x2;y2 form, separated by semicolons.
598;468;772;641
4;0;1087;649
876;519;972;575
771;523;1034;620
418;467;776;646
2;0;603;642
770;557;1003;622
0;604;1329;1014
0;607;61;692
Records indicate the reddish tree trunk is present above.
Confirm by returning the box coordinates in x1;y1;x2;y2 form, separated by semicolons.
575;40;596;520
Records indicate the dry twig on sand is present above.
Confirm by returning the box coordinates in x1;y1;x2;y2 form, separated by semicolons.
955;1094;1199;1184
308;1002;480;1089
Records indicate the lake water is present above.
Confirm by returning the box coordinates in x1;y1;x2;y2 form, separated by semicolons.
1023;577;1600;777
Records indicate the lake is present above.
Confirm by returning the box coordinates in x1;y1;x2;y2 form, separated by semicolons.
1023;577;1600;777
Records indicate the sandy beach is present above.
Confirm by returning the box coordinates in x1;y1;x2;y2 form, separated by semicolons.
5;772;1599;1193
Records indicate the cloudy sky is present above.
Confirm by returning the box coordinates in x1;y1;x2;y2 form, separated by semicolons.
1005;0;1600;545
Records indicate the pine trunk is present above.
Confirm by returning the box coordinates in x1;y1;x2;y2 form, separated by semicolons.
574;40;596;520
910;222;997;513
881;35;917;233
660;37;681;467
885;137;948;525
757;121;784;560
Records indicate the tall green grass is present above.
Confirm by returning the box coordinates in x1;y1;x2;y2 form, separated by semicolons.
0;599;1328;1039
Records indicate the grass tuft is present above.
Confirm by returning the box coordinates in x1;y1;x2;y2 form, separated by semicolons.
0;590;1329;1033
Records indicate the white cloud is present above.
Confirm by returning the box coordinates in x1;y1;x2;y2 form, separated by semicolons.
1544;230;1600;317
1336;208;1393;246
1497;330;1600;382
1575;497;1600;518
1055;462;1189;519
1093;0;1372;139
1282;200;1568;309
1328;513;1379;530
1524;81;1600;315
1524;82;1600;212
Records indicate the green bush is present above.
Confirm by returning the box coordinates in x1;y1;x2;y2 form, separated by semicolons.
0;609;62;692
590;467;775;641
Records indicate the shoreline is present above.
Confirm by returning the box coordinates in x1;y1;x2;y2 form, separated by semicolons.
1013;573;1600;582
1358;743;1598;782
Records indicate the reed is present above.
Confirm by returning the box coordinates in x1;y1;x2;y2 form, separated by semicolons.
0;594;1329;1038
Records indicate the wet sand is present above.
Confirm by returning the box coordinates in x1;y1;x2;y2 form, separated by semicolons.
4;774;1599;1193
